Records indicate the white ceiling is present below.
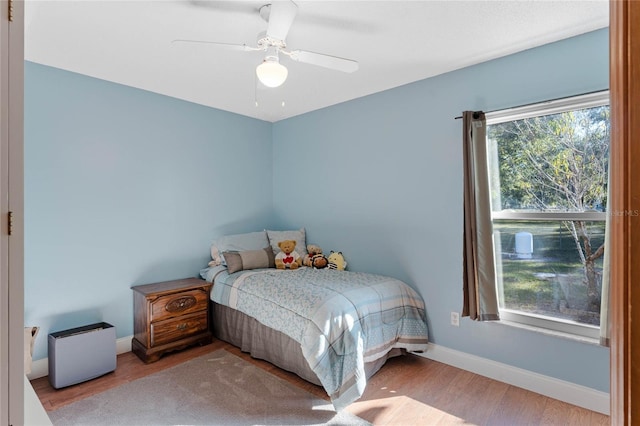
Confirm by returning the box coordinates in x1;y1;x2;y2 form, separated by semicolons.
24;1;609;122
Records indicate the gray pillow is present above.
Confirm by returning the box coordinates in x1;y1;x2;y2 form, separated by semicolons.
223;248;275;274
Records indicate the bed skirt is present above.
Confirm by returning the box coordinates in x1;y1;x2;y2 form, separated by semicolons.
211;302;403;387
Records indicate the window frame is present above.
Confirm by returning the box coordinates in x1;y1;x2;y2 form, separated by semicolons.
486;90;610;340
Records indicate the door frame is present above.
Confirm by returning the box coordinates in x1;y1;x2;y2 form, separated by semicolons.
609;0;640;424
0;0;24;424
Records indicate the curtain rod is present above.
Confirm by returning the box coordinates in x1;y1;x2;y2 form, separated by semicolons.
453;89;609;120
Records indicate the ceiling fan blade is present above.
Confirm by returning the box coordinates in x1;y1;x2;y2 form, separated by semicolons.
266;1;298;41
287;50;359;73
171;39;261;53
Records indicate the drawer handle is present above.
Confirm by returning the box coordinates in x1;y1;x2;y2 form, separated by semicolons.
177;323;187;330
166;296;197;313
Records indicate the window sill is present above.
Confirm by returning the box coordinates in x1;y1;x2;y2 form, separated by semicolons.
495;318;601;346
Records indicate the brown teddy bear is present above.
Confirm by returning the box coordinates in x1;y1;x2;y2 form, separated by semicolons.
302;244;329;269
275;239;302;269
303;244;322;267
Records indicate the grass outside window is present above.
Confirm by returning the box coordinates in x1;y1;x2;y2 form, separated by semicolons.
494;220;605;327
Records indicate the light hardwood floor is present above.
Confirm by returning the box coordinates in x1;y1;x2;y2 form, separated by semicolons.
31;340;609;425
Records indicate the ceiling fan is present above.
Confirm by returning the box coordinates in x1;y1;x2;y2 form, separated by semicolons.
173;0;359;88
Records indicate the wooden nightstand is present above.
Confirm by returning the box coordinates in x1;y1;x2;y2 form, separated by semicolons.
131;278;212;363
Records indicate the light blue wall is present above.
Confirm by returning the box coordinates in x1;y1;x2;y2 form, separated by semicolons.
25;28;610;393
272;29;610;392
25;62;274;360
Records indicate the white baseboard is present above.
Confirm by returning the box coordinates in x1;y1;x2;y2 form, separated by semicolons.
27;335;133;381
419;343;610;415
27;336;609;415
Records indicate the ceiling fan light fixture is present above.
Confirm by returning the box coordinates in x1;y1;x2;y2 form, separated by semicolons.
256;58;288;88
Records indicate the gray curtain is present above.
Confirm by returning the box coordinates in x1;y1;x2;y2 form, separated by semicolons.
599;167;611;347
462;111;500;321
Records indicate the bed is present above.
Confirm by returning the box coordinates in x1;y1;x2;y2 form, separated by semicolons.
200;229;429;410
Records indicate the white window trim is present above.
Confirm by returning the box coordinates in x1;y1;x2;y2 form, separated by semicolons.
487;91;609;339
500;309;600;341
492;211;606;221
486;90;609;125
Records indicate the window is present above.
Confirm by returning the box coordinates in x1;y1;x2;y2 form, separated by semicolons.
486;91;610;339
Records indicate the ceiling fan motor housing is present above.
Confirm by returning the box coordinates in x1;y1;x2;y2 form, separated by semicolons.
257;31;286;50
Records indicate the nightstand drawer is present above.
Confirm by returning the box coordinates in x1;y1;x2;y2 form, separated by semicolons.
150;289;209;322
151;312;208;347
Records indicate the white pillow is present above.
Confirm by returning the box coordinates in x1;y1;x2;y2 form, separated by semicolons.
266;228;308;258
210;231;270;266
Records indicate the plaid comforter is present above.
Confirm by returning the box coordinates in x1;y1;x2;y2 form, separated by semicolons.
210;267;429;410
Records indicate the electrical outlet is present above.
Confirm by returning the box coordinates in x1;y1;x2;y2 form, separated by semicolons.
450;311;460;327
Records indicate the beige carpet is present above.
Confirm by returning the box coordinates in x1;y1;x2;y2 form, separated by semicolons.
48;349;370;426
